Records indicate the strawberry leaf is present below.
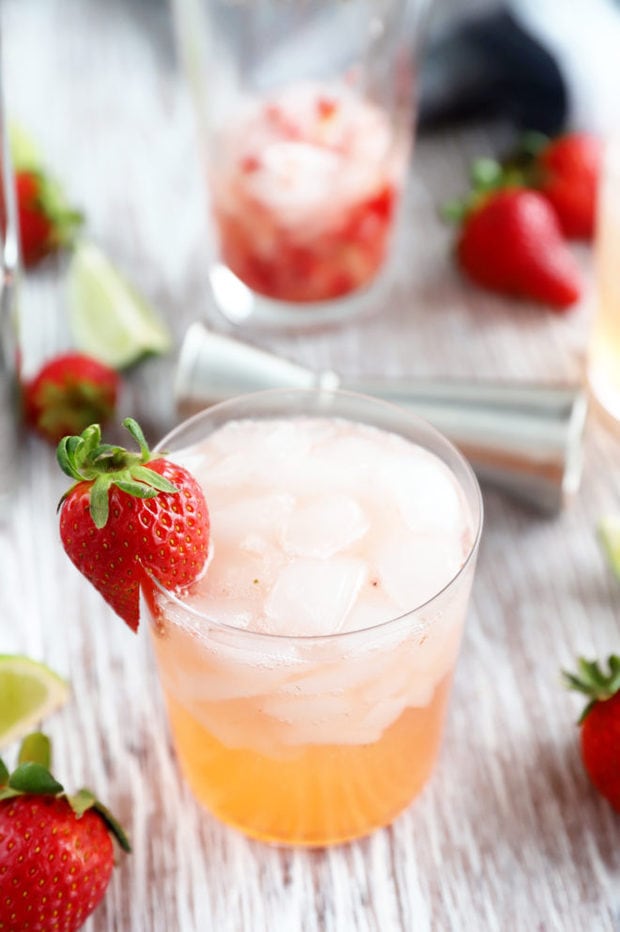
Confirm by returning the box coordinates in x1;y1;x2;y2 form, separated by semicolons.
114;479;159;498
92;798;132;852
67;787;97;818
9;762;63;795
0;758;9;786
131;465;178;494
18;732;51;769
470;158;504;191
68;789;131;852
89;474;112;528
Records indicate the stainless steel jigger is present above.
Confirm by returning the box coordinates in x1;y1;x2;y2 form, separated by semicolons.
174;321;589;514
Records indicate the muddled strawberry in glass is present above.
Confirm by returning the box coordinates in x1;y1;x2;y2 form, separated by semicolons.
209;82;407;304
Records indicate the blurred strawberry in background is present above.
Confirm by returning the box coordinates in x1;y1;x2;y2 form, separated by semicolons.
446;158;583;310
24;352;120;445
530;132;603;240
10;124;83;267
16;167;82;267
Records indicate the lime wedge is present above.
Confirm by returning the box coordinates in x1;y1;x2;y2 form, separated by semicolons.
599;516;620;580
8;121;43;170
67;240;172;370
0;656;69;749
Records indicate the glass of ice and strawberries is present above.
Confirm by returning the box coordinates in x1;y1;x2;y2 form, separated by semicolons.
172;0;426;327
142;389;482;846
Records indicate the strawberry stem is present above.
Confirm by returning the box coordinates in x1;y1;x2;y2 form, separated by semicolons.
56;419;179;529
122;417;150;461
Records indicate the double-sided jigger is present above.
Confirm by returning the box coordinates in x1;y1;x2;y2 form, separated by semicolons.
174;321;589;515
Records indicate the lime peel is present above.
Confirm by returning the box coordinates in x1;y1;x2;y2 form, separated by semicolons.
67;240;172;370
0;656;70;749
599;516;620;580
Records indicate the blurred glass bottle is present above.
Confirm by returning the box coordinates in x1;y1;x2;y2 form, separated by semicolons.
588;136;620;424
0;52;20;519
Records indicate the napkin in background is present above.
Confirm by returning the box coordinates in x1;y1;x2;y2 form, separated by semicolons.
419;0;620;136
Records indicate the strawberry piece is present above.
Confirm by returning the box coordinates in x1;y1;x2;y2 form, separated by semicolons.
456;188;582;310
15;168;83;268
536;133;603;240
56;418;210;631
24;352;120;445
564;656;620;812
16;171;54;267
0;732;129;932
317;96;338;121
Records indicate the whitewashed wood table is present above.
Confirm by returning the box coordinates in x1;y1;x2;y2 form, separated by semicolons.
1;1;620;929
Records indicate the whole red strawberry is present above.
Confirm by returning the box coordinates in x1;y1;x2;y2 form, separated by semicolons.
0;732;129;932
56;417;210;631
456;187;582;310
564;655;620;812
15;169;83;268
24;352;120;445
535;133;603;240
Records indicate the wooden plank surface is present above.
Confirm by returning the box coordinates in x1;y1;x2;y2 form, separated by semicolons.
1;1;619;929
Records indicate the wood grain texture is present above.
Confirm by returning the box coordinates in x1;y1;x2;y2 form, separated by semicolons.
1;1;619;930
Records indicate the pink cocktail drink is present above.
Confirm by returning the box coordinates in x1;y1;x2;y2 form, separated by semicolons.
209;83;407;304
144;391;482;845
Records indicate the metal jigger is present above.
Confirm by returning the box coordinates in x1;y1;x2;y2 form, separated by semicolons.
174;322;589;514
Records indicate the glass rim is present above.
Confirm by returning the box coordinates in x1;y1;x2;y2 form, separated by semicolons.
148;387;484;643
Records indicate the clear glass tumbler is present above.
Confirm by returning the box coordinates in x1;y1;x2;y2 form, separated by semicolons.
588;135;620;424
142;389;483;846
171;0;427;329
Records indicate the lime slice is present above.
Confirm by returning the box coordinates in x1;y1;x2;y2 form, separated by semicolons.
599;516;620;580
0;656;69;749
67;240;172;370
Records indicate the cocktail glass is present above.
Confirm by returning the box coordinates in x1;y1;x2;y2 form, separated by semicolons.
171;0;428;328
142;389;483;846
588;136;620;424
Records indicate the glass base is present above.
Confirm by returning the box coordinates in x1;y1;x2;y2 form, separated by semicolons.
163;679;452;848
208;263;389;331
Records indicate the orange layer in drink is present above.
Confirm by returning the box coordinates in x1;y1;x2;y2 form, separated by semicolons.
159;675;452;846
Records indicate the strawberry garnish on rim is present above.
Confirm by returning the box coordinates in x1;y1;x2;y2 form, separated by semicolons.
56;417;210;632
